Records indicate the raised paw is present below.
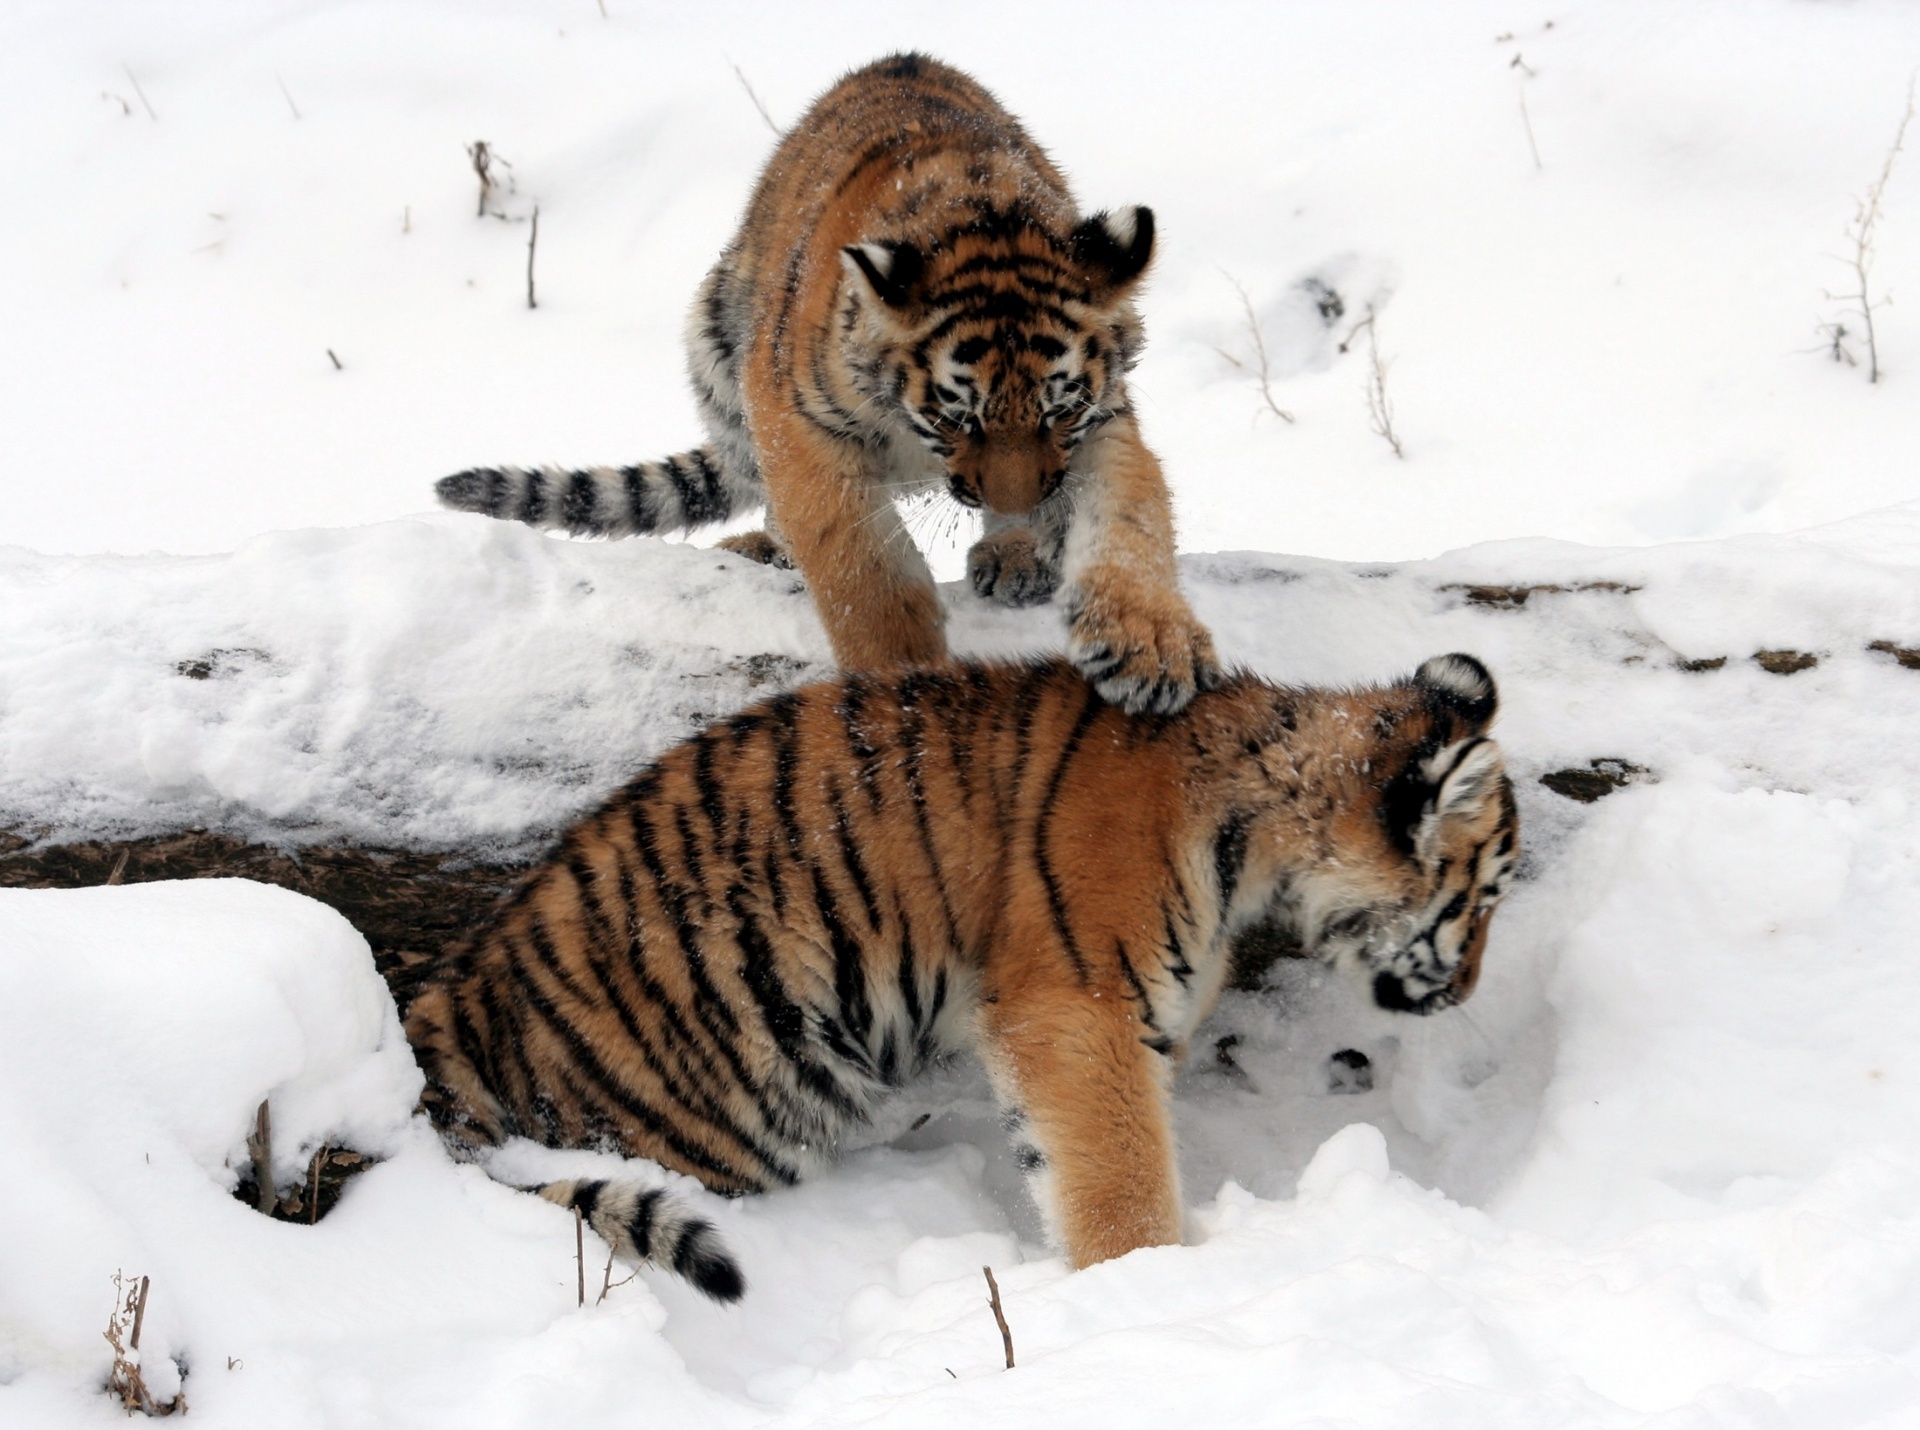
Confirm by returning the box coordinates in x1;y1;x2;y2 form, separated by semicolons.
1064;585;1222;715
967;527;1059;608
715;529;794;569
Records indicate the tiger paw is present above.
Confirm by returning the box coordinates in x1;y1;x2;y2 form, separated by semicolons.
1064;584;1222;715
967;527;1059;608
715;529;794;569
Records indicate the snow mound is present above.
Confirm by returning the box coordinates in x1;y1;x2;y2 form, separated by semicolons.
4;514;1920;1425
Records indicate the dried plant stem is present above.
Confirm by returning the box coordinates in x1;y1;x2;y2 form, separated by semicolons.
574;1205;586;1307
1212;272;1294;423
276;73;301;120
467;141;501;219
124;65;158;121
1517;84;1543;170
730;61;781;135
248;1100;277;1216
130;1276;151;1351
1347;307;1404;458
527;206;540;310
107;849;130;885
983;1266;1014;1369
1831;79;1916;384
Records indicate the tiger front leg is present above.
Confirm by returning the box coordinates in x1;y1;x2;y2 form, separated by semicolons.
967;511;1060;608
751;409;948;671
1059;416;1220;715
978;990;1183;1268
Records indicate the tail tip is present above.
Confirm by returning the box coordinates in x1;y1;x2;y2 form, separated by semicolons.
676;1221;746;1303
436;468;492;512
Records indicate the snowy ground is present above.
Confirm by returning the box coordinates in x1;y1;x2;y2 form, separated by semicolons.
7;3;1920;1427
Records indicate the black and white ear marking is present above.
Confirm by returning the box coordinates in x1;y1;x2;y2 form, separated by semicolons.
841;241;926;309
1426;738;1504;825
1415;652;1497;735
1383;735;1507;863
1068;205;1155;289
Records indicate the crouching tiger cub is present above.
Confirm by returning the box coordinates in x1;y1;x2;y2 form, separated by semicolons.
435;53;1218;716
400;654;1518;1302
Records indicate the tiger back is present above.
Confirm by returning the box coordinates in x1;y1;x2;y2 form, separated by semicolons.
402;655;1518;1300
435;54;1219;716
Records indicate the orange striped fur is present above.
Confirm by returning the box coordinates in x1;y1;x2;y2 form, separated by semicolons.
436;54;1218;714
403;655;1518;1296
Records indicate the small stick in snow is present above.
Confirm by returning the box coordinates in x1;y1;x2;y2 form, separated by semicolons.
468;141;501;219
1515;72;1543;171
730;60;782;136
575;1204;585;1307
130;1275;151;1351
598;1248;638;1304
1345;307;1405;458
308;1145;324;1224
1212;271;1295;424
248;1100;277;1216
1826;77;1916;384
983;1266;1014;1369
527;206;540;310
106;848;130;885
275;73;301;121
596;0;608;16
326;349;343;371
124;65;158;121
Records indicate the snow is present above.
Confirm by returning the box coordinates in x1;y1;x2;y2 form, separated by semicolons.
7;2;1920;1427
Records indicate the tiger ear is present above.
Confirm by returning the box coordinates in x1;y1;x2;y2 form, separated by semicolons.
1386;738;1507;867
841;240;927;310
1069;206;1154;293
1414;652;1497;741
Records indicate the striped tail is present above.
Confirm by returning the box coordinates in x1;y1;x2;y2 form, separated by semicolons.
538;1177;745;1304
435;446;749;538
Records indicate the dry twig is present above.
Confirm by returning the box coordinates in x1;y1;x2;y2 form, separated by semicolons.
730;61;781;136
326;348;343;371
1827;78;1917;383
467;141;513;219
247;1100;277;1215
104;1271;184;1416
124;66;158;121
527;206;540;310
575;1204;586;1307
1212;272;1294;423
1344;307;1404;458
106;849;130;885
983;1266;1014;1369
275;73;301;121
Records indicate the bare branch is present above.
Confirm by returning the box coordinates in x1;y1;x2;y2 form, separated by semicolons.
275;74;301;121
983;1266;1014;1369
124;65;158;121
729;61;781;136
527;206;540;310
1348;307;1405;458
1833;77;1917;383
1213;271;1294;423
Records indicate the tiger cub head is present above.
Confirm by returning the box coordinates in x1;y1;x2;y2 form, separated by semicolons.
1244;653;1520;1015
840;206;1155;516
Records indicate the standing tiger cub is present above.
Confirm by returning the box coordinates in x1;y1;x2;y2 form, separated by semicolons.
401;654;1518;1301
435;53;1218;715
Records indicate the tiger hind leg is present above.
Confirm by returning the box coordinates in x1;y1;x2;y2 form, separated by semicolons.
980;998;1183;1267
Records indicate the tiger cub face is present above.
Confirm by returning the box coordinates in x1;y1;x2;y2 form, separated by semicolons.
1244;653;1520;1016
841;207;1154;516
